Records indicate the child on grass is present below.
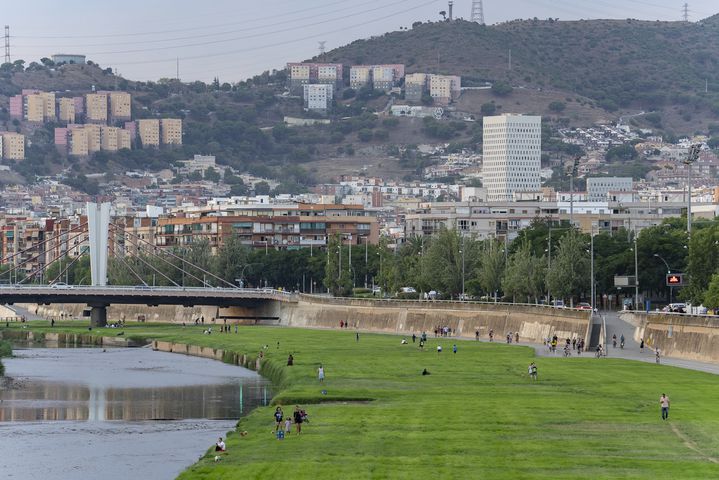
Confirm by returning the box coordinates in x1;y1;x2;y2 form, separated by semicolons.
284;417;292;434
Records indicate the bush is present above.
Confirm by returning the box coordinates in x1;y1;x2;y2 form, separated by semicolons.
357;129;373;142
491;82;513;96
548;101;566;113
480;102;496;116
0;340;11;358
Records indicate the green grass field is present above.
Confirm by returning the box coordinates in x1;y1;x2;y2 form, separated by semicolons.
5;322;719;479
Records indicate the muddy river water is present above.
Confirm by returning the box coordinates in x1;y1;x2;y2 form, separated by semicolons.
0;346;270;479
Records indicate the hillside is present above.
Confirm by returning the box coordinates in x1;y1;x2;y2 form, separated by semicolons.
319;16;719;133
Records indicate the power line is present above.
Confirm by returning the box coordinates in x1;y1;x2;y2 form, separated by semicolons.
12;0;357;40
15;0;388;49
682;2;690;21
73;0;440;67
4;26;9;64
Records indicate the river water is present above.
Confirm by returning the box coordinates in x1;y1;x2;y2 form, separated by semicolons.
0;346;270;480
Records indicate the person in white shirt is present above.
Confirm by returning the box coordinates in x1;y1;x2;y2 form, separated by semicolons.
318;365;325;382
215;437;226;451
659;394;670;420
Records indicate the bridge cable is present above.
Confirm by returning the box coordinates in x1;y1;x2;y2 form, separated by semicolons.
48;251;88;286
108;238;147;286
111;223;238;288
0;222;88;267
9;228;90;284
110;224;192;287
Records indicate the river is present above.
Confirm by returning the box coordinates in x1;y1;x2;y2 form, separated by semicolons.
0;345;270;480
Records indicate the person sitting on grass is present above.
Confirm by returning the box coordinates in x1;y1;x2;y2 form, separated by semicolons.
215;437;226;452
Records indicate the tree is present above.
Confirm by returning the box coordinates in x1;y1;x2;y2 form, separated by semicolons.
545;230;590;305
204;167;221;182
702;273;719;310
684;221;719;303
215;236;251;285
324;233;352;296
254;181;271;195
480;102;496;116
421;228;466;297
502;241;546;303
548;101;566;113
475;239;505;299
491;82;513;96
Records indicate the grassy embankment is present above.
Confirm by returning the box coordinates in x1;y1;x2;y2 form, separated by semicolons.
4;322;719;479
0;339;12;375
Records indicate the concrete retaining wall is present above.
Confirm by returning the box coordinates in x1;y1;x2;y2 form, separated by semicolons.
278;297;591;344
621;312;719;363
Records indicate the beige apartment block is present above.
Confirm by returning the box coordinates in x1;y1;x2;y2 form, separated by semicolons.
25;94;45;123
1;132;25;160
160;118;182;145
85;93;108;123
41;92;56;121
58;98;76;123
84;124;102;152
117;128;131;150
138;119;160;147
290;64;311;81
101;126;119;151
349;66;371;89
68;128;89;156
109;92;131;121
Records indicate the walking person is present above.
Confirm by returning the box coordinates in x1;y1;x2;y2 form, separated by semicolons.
655;349;661;364
515;332;519;344
572;338;576;351
640;338;645;352
274;406;284;432
356;331;360;342
318;364;325;383
293;406;304;434
620;334;625;349
489;329;494;342
475;329;480;341
659;393;670;420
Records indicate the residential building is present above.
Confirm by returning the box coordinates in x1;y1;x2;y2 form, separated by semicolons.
586;177;633;202
303;84;334;112
58;98;76;123
137;119;160;147
68;128;89;156
84;124;102;152
41;92;56;121
101;126;120;151
177;155;217;176
85;93;108;123
482;114;542;202
404;73;428;102
429;74;461;105
160;118;183;145
287;62;343;93
25;93;46;123
73;96;85;117
117;129;132;150
108;92;131;121
51;54;86;65
349;66;371;89
0;132;25;160
9;95;23;119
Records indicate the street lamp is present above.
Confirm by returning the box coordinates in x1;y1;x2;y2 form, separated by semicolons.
633;235;639;311
685;143;701;235
653;253;672;303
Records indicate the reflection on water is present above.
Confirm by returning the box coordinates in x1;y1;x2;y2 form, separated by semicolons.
0;380;268;421
0;346;270;422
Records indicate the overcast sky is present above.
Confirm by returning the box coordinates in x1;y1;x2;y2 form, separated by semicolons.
4;0;717;82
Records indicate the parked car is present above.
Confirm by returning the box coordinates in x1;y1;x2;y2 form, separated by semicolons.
663;303;686;313
577;302;592;310
552;300;565;308
400;287;417;293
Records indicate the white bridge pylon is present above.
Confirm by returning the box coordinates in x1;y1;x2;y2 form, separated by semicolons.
86;202;111;287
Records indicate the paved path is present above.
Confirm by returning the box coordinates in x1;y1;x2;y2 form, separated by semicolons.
531;310;719;375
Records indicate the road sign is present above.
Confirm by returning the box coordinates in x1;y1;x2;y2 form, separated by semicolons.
666;273;685;286
614;275;636;287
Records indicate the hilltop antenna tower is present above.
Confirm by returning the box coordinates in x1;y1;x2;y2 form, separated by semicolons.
448;1;454;21
471;0;485;24
4;26;10;65
682;2;689;22
318;41;327;55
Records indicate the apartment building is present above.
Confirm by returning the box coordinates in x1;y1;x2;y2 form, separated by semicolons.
85;93;108;123
137;119;160;147
58;98;76;123
349;66;371;89
586;177;633;202
482;114;542;202
101;126;120;151
303;84;334;112
25;93;45;123
84;124;102;153
117;128;132;150
404;73;428;102
429;74;461;105
160;118;183;145
0;132;25;160
108;92;132;121
287;62;343;93
66;128;89;156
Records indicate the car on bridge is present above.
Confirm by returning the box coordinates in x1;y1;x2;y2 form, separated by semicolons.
50;282;73;289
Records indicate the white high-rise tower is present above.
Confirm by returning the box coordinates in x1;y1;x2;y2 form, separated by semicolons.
471;0;485;24
482;114;542;202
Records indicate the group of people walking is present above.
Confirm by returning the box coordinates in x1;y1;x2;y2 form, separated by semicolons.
273;405;309;436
